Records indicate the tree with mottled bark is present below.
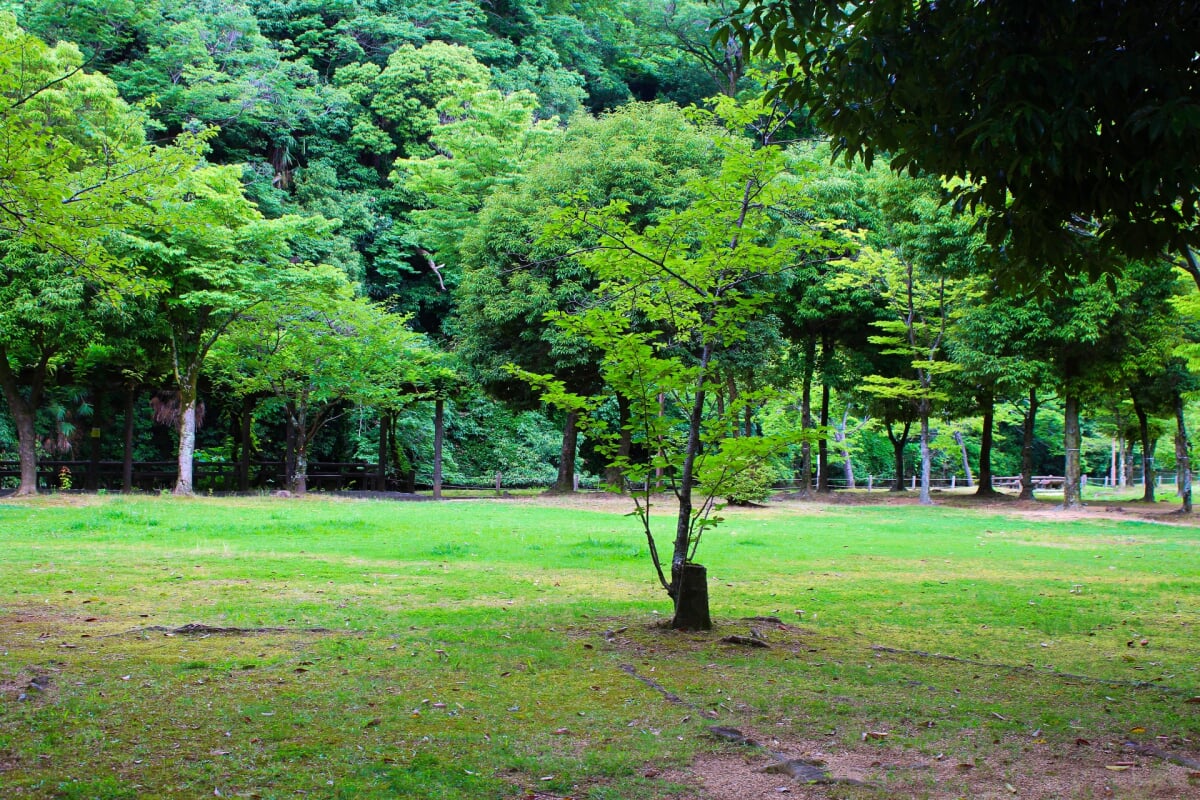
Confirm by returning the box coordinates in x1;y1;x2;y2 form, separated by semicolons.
120;165;334;495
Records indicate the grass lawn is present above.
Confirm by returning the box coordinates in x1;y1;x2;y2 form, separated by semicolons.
0;493;1197;799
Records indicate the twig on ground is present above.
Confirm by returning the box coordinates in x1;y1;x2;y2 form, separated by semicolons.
1124;743;1200;770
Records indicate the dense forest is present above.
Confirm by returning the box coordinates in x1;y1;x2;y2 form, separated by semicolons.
1;0;1197;507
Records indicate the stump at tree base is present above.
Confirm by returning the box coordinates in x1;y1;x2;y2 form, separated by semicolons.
671;562;712;631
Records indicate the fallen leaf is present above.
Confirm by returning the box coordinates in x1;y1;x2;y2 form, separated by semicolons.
1130;726;1146;734
1105;765;1132;772
862;731;888;741
1005;783;1016;793
553;728;569;735
364;718;381;728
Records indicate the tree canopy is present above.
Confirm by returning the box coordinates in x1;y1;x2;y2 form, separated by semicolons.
723;1;1200;274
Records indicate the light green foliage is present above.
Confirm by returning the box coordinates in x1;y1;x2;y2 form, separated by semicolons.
116;164;336;492
371;42;492;148
107;0;325;158
391;84;561;274
248;0;493;75
516;134;836;609
0;245;97;492
456;102;721;407
17;0;155;63
0;13;199;284
0;247;93;369
212;274;427;492
829;172;984;501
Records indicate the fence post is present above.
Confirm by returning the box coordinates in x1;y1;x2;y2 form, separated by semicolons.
867;475;873;492
495;472;502;494
951;475;956;489
911;474;917;490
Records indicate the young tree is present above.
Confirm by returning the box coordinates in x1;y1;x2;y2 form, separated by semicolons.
834;174;978;504
518;136;833;629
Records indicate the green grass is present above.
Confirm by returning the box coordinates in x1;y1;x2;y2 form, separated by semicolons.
0;494;1197;799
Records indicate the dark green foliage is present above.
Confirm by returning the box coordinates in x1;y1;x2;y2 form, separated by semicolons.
455;102;720;401
725;1;1200;273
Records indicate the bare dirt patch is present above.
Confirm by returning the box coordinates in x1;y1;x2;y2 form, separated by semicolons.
525;487;1200;527
666;731;1199;799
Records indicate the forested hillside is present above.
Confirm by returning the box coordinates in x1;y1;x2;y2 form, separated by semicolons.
1;0;1196;506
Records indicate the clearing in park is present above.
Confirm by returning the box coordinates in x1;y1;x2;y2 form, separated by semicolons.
0;491;1197;799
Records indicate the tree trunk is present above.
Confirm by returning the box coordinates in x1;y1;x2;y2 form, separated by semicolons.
289;401;309;496
1018;389;1039;500
1063;393;1083;509
550;409;578;493
1118;434;1128;488
669;343;713;631
1134;398;1155;503
670;562;712;631
84;383;102;491
174;390;197;495
122;385;136;493
1110;437;1119;488
433;397;444;500
918;405;933;505
836;409;856;489
725;371;737;437
377;411;391;491
886;420;910;491
604;394;632;491
817;378;831;493
283;414;296;490
974;393;993;494
237;396;253;493
975;391;998;496
953;430;974;488
0;346;45;496
8;401;39;496
797;334;815;495
1175;393;1192;512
